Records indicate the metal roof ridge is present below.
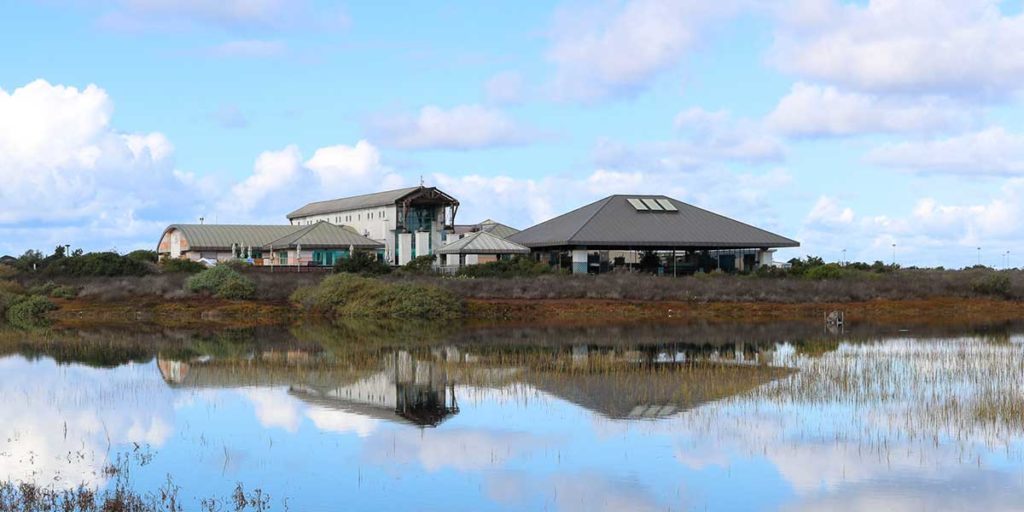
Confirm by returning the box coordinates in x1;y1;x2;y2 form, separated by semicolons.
564;195;616;244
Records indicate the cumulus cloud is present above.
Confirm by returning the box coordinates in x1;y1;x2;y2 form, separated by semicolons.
799;180;1024;266
0;79;205;254
484;71;525;105
90;0;347;32
207;39;287;59
866;127;1024;176
769;0;1024;97
223;140;403;222
366;105;539;150
546;0;743;101
767;83;975;136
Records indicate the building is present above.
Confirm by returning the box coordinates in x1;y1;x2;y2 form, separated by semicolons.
157;221;383;266
507;194;799;274
287;186;459;266
437;230;531;270
450;219;520;240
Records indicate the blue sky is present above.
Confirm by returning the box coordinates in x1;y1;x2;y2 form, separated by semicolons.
3;0;1024;268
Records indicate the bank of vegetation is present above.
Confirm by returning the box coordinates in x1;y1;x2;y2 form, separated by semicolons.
5;246;1024;325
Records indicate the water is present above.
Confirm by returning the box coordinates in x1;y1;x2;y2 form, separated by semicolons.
2;321;1024;511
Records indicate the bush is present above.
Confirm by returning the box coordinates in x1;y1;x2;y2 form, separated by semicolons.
972;273;1012;298
161;258;207;274
5;295;56;328
126;250;158;263
186;266;256;300
44;252;153;277
402;255;437;275
334;251;391;275
291;273;463;319
0;264;15;279
49;284;80;299
805;263;853;280
457;257;551;278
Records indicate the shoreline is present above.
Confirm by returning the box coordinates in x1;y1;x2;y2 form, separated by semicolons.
43;296;1024;330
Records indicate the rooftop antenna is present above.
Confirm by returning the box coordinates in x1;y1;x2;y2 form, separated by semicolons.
420;175;424;187
199;216;205;225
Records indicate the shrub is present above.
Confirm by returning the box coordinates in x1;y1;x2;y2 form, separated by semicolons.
126;250;158;263
186;266;256;300
457;257;552;278
161;258;207;274
334;251;391;275
805;263;851;280
49;285;80;299
291;273;463;319
0;264;15;279
43;252;152;277
402;255;437;275
972;273;1012;298
5;295;56;328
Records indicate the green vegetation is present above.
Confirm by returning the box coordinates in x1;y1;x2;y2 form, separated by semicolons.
125;249;159;263
334;250;391;275
161;258;207;273
292;273;463;319
973;273;1012;298
456;256;553;278
186;266;257;300
11;246;153;277
402;254;437;274
4;295;56;328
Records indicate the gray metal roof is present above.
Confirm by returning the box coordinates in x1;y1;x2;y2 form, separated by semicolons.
438;231;530;255
286;187;421;219
163;225;303;251
453;219;521;239
162;222;382;252
507;195;800;249
264;222;383;250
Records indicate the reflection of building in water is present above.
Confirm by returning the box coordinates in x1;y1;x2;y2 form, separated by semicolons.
289;351;459;428
523;343;792;420
157;341;789;425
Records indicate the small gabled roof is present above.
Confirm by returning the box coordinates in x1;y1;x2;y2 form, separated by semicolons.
508;195;799;249
439;231;530;255
264;222;383;250
452;219;520;239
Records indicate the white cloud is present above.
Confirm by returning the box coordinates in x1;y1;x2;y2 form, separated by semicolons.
799;180;1024;265
769;0;1024;97
207;40;287;59
867;127;1024;176
767;83;975;136
547;0;742;101
484;71;525;105
91;0;344;32
240;388;301;432
221;140;403;222
366;105;538;150
0;79;205;254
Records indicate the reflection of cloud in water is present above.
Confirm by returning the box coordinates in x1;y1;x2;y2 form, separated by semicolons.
783;469;1024;512
238;388;301;432
363;427;559;472
305;406;378;437
484;470;667;512
0;356;174;489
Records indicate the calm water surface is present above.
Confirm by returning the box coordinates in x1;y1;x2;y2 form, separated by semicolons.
2;322;1024;511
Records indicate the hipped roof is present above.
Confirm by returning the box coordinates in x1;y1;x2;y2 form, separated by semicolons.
508;195;799;249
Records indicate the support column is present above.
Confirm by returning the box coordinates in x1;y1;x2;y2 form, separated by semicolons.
571;249;588;275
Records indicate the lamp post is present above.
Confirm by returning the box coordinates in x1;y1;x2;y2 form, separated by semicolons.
977;247;982;267
891;243;896;267
842;249;847;266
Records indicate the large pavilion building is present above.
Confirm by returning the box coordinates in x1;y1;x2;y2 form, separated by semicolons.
508;194;799;274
